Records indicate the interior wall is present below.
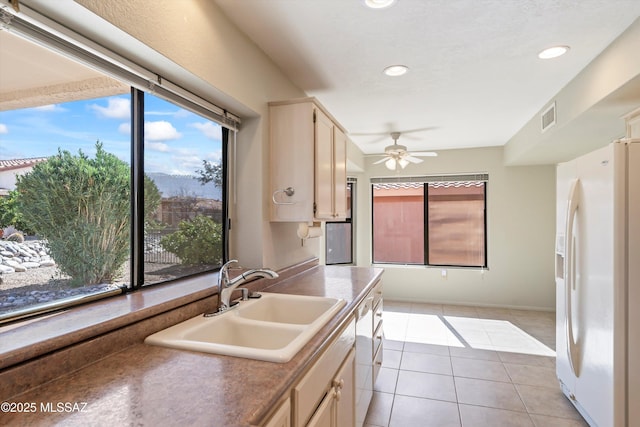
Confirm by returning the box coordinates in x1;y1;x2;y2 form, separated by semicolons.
70;0;315;269
359;146;557;310
25;1;557;303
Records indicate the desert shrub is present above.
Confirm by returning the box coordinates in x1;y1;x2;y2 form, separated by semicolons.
160;215;223;265
144;174;162;228
0;190;34;234
16;142;160;286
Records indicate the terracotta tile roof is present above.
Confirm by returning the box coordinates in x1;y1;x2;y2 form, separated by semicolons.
0;157;48;172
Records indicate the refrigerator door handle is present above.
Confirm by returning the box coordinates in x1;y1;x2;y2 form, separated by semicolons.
564;178;581;377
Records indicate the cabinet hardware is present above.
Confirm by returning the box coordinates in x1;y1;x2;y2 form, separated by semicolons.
272;187;295;205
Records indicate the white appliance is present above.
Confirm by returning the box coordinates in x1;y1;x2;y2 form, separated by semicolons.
555;139;639;427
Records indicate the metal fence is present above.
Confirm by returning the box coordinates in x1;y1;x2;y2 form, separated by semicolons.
144;229;181;264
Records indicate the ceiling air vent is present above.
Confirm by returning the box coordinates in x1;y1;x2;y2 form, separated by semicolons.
541;102;556;132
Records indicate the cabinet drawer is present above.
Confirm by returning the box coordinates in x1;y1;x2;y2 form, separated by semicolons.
373;320;384;358
373;299;383;331
372;281;383;307
293;317;355;426
373;341;383;385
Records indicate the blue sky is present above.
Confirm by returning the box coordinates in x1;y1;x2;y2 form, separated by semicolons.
0;94;223;176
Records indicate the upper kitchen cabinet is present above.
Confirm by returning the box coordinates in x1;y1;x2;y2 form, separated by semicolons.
269;98;348;222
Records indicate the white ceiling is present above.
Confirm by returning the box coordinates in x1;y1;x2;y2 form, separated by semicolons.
214;0;640;156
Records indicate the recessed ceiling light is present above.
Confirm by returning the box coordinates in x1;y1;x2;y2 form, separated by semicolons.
363;0;397;9
383;65;408;76
538;45;570;59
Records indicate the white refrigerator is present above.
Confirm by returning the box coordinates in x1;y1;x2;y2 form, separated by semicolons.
555;139;639;427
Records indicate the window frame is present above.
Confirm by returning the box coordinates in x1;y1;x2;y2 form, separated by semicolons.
0;12;237;323
371;176;488;269
325;180;355;265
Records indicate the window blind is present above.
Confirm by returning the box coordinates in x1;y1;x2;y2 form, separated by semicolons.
370;173;489;184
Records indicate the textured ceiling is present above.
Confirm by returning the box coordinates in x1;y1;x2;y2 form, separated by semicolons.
214;0;640;157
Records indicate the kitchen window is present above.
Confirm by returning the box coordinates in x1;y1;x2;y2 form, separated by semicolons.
0;15;238;323
371;175;487;268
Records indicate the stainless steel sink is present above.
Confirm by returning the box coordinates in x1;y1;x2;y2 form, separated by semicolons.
144;292;346;363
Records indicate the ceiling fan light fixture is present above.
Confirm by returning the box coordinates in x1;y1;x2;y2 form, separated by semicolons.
398;158;409;169
363;0;397;9
383;64;408;77
385;157;397;170
538;45;570;59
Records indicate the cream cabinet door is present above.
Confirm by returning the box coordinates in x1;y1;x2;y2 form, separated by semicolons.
314;108;335;220
306;389;335;427
334;349;355;427
263;398;291;427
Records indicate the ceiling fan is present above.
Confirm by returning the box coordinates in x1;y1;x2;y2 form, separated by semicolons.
373;132;437;170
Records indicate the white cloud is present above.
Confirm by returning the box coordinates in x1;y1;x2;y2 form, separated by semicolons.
90;97;130;119
145;110;175;117
191;122;221;140
33;104;66;112
145;121;181;141
205;150;223;163
173;154;203;172
174;109;192;119
118;123;130;134
146;142;170;152
0;124;7;134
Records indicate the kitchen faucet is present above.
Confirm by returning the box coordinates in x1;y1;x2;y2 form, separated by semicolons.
205;259;279;316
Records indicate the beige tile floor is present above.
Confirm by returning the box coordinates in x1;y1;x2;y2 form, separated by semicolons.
364;301;589;427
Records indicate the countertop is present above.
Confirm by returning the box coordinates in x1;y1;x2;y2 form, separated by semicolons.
0;265;383;427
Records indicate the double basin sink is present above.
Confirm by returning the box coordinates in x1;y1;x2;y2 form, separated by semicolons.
145;292;346;363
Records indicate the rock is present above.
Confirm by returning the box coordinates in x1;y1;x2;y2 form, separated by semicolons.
39;260;56;267
0;251;13;257
22;262;41;269
3;260;26;272
0;265;15;274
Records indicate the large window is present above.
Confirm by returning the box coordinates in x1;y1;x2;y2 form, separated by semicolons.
372;177;487;267
0;26;233;322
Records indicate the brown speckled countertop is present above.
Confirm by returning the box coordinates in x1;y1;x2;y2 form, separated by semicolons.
0;265;383;427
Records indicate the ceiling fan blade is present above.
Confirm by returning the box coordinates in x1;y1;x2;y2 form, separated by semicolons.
350;126;437;137
411;152;438;157
398;127;439;140
373;157;391;165
403;155;424;164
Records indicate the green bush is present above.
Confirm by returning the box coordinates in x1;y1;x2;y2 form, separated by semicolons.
16;142;160;286
160;215;223;265
0;190;34;234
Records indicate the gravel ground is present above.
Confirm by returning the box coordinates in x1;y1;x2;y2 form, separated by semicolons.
0;266;120;315
1;265;71;292
0;262;213;315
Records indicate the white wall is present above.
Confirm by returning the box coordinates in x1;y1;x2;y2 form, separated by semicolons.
358;146;557;310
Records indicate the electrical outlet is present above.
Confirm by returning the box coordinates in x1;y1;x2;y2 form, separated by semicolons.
441;269;447;279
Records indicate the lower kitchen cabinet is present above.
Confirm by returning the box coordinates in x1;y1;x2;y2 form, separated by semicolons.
259;287;380;427
355;279;383;427
264;398;291;427
292;317;356;427
307;349;355;427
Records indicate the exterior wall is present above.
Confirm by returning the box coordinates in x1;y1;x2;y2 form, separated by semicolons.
0;166;35;192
